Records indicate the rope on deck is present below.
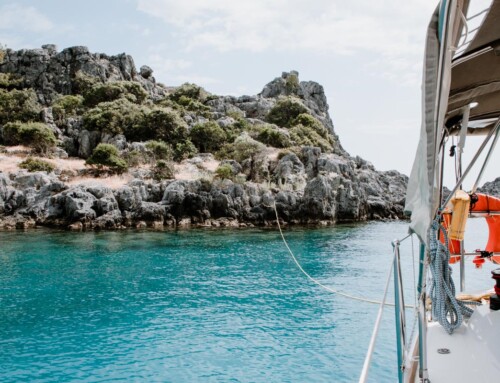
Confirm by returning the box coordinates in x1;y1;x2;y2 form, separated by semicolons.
429;220;478;334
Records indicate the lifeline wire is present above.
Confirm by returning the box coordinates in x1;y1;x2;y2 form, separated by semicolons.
273;202;414;308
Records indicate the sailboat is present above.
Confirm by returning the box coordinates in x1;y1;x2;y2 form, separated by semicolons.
360;1;500;382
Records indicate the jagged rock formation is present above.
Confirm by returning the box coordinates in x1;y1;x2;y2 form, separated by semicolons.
0;45;410;230
0;44;167;103
478;177;500;198
0;147;408;230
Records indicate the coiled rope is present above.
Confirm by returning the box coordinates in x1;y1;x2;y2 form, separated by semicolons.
273;203;414;308
428;220;477;334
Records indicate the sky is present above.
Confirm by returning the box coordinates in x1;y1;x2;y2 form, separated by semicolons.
0;0;498;185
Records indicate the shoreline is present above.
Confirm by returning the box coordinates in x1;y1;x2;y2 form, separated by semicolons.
0;216;406;232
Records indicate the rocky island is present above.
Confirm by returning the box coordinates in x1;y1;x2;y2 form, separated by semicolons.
0;45;408;230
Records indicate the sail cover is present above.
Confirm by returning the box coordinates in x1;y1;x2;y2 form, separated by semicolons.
404;4;454;242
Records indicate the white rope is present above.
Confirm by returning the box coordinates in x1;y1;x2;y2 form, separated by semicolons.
273;202;414;308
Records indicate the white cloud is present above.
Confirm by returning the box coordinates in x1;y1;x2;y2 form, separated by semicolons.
0;4;54;32
138;0;429;54
136;0;436;84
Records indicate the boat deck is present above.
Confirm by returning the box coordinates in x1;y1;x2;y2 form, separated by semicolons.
424;304;500;382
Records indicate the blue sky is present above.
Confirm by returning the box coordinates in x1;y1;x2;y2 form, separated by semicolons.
1;0;497;184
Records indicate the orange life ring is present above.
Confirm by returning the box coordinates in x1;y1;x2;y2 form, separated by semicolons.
441;193;500;266
470;193;500;265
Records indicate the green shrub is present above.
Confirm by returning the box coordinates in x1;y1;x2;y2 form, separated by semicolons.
83;81;148;107
19;157;55;173
145;140;172;161
85;143;128;174
83;98;148;136
175;95;210;114
0;89;42;124
285;72;299;95
289;124;332;152
169;83;210;103
255;125;291;148
266;96;309;128
190;121;227;152
217;135;266;181
133;107;188;144
71;70;99;94
1;122;57;154
152;160;175;180
123;149;145;167
173;140;197;161
215;164;234;180
292;113;329;137
1;122;22;144
0;73;23;90
52;95;84;123
216;134;266;163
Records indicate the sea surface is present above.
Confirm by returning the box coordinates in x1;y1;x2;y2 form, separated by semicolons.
0;221;495;382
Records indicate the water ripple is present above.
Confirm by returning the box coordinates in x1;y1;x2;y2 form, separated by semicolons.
2;222;491;382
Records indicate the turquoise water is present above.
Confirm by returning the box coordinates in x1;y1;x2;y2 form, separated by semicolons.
0;221;495;382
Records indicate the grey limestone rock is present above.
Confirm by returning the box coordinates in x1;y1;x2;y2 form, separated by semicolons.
78;130;101;158
65;188;97;220
273;153;306;189
0;45;167;104
478;177;500;197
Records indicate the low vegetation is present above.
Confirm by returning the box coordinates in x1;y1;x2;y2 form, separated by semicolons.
0;49;336;187
215;163;234;180
85;143;128;174
19;157;55;173
152;160;175;180
1;122;57;154
145;140;172;161
83;81;148;107
266;96;309;128
0;88;42;125
190;121;227;153
52;95;84;124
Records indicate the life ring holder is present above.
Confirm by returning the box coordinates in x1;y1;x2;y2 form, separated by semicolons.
440;192;500;267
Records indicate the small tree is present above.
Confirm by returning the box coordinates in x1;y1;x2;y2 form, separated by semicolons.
86;143;128;174
190;121;227;153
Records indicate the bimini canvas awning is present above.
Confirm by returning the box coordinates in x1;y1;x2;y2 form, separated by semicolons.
405;0;500;242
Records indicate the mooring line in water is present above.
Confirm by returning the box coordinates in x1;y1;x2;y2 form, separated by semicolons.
273;202;414;308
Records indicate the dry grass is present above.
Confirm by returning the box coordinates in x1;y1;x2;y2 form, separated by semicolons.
175;157;220;180
0;148;251;189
